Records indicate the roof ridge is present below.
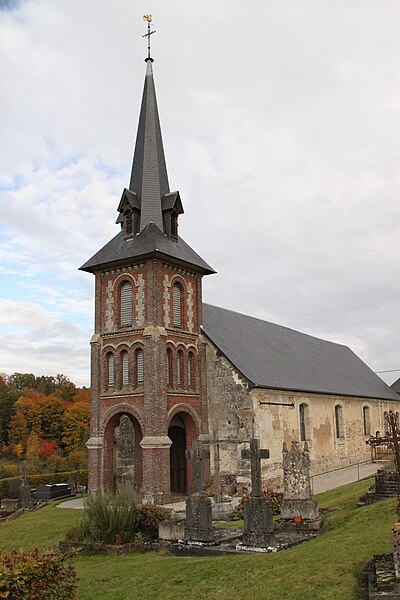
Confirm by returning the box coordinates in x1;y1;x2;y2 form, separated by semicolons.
203;302;349;350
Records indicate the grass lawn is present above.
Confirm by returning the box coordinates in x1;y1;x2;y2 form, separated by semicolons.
0;478;395;600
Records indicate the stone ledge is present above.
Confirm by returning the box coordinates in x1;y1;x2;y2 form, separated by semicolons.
140;436;172;449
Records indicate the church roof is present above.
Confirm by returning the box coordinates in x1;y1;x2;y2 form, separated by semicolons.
391;377;400;396
80;56;214;275
80;222;215;274
202;303;399;401
129;58;169;232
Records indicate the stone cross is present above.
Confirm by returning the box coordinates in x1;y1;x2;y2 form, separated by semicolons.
185;440;210;494
241;438;270;497
21;461;28;482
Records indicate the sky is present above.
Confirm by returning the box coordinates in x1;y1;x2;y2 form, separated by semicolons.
0;0;399;388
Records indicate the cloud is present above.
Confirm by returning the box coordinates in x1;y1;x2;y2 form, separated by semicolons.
0;0;400;389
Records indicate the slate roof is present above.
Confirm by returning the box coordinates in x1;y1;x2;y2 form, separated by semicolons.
80;223;215;274
129;58;170;232
202;303;399;401
391;377;400;396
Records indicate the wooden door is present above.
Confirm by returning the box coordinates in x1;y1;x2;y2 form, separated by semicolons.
169;426;187;494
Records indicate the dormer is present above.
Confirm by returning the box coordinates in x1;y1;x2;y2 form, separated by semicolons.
162;191;184;240
116;189;141;238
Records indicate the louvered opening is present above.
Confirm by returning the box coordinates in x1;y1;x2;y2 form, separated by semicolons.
122;351;129;386
167;348;173;386
176;351;183;386
124;211;133;237
108;354;115;387
187;352;193;387
136;349;144;385
173;283;181;327
120;282;133;326
170;211;178;239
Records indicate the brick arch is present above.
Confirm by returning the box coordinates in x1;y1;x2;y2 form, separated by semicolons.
112;272;137;291
169;273;188;291
167;406;200;494
102;406;143;492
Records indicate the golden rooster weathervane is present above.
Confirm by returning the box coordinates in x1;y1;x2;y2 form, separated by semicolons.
142;15;156;60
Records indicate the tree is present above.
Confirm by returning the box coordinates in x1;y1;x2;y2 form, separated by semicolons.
62;401;90;455
8;411;29;452
26;431;41;469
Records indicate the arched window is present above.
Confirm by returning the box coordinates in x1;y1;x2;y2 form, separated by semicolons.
299;403;307;442
396;412;400;430
363;406;370;435
167;348;173;386
120;281;133;326
172;283;182;328
187;352;194;388
121;351;129;386
384;411;389;434
335;405;344;439
176;350;183;386
107;353;115;388
135;348;144;386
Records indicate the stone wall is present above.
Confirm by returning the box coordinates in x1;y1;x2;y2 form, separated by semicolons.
205;346;400;492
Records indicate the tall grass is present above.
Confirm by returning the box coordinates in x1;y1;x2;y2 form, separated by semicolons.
77;485;139;544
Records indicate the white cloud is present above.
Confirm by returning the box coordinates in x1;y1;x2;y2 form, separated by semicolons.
0;0;400;388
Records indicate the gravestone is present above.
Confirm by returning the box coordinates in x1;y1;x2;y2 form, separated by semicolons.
19;462;33;510
115;414;135;488
33;483;72;500
241;438;275;547
184;441;215;543
280;441;319;522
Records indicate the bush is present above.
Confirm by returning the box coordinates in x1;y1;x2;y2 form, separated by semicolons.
229;491;283;521
137;504;171;538
0;548;78;599
77;485;139;545
0;470;88;500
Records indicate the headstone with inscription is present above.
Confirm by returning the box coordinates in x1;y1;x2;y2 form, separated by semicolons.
280;441;319;521
241;438;275;547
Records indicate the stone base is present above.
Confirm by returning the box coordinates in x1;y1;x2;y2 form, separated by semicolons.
159;518;185;542
280;498;319;521
367;555;400;599
275;517;322;533
243;496;275;548
184;493;215;543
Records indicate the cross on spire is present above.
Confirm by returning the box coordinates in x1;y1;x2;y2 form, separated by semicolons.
142;15;156;61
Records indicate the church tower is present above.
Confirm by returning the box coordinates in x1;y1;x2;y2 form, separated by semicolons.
81;48;214;503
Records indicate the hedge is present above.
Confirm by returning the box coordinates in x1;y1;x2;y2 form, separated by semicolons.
0;470;88;500
0;548;78;599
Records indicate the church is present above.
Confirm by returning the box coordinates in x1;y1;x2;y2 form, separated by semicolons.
81;50;400;504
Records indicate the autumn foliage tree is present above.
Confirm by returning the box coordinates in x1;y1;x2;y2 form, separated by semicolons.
0;373;90;473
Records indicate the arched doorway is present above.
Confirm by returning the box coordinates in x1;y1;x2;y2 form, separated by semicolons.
103;412;142;492
169;415;187;494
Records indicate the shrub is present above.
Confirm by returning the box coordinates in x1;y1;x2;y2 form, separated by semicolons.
137;504;171;538
0;548;78;599
229;490;283;521
77;484;139;544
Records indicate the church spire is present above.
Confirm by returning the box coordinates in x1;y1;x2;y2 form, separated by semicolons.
129;52;170;232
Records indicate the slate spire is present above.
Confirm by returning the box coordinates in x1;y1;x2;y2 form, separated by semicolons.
129;57;170;232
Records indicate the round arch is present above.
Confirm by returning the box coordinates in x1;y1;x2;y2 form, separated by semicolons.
167;407;200;495
102;406;143;492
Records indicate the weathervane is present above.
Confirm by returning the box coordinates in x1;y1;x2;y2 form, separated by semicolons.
142;15;156;60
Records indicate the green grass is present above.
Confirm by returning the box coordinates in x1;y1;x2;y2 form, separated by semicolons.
0;478;395;600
